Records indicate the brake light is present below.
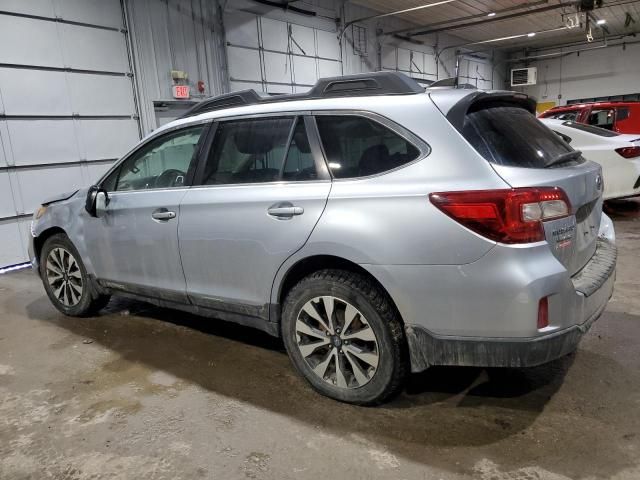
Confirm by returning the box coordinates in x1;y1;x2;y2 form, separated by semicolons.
537;297;549;329
615;146;640;159
429;187;571;244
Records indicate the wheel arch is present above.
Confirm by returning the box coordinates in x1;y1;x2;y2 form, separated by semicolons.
275;254;404;327
33;227;68;263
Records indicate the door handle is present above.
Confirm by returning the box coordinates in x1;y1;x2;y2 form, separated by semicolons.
151;209;176;221
267;205;304;218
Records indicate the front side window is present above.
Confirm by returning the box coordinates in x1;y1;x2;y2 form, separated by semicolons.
104;125;204;191
315;115;420;179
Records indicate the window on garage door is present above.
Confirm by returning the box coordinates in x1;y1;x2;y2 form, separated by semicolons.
315;115;421;179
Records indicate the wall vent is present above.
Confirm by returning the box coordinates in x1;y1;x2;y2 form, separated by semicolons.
511;67;537;86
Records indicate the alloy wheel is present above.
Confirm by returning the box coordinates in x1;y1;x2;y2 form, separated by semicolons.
295;296;380;389
45;247;83;307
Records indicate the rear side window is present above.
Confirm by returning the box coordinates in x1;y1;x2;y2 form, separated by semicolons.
461;106;582;168
315;116;420;179
547;110;580;121
588;108;615;130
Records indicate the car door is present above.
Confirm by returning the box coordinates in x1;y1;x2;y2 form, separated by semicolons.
84;123;208;302
178;115;331;321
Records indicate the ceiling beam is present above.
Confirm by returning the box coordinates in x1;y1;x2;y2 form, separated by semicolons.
407;2;576;37
384;0;549;36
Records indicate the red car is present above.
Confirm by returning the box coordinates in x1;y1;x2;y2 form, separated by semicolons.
539;102;640;134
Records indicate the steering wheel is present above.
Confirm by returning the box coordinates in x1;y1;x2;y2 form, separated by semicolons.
155;169;185;188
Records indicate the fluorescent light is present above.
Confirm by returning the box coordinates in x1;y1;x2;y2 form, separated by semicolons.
528;32;536;37
487;12;496;17
596;19;606;25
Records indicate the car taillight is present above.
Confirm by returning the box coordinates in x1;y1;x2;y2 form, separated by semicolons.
537;297;549;329
615;146;640;159
429;187;571;244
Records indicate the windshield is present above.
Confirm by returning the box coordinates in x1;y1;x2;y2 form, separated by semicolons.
562;121;620;137
462;106;583;168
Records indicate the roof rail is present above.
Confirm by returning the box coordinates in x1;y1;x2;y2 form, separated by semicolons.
180;71;424;119
428;77;477;89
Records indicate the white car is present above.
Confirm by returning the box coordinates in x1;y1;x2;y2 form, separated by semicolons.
541;118;640;200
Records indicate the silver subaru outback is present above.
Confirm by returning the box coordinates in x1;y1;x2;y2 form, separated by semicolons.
29;72;616;405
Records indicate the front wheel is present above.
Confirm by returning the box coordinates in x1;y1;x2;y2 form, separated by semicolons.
40;233;110;317
281;269;407;405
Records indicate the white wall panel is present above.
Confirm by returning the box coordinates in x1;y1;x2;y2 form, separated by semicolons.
397;48;411;72
263;52;290;84
266;83;293;94
54;0;124;29
318;59;340;78
261;17;288;52
85;161;116;183
15;165;85;214
0;221;25;267
60;24;129;72
381;45;396;70
78;120;138;160
227;47;261;82
293;56;317;86
67;74;134;115
0;69;71;115
290;24;315;56
225;11;259;48
6;120;78;166
316;29;339;60
0;16;63;67
0;0;55;17
0;172;17;218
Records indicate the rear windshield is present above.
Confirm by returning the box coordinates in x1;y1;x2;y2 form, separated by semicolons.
562;121;620;137
462;106;583;168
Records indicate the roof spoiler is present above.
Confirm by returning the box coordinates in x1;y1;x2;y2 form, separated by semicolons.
445;91;537;133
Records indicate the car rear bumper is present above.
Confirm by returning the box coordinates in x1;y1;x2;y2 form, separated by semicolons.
404;239;616;371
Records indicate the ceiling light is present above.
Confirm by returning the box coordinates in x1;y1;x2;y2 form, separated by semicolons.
596;19;607;25
528;32;536;37
487;12;496;17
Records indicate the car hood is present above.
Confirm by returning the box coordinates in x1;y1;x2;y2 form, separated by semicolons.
42;189;79;206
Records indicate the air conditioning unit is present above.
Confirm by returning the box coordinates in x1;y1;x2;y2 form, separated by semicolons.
511;67;537;86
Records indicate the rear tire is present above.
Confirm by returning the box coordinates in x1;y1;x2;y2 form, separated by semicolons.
40;234;110;317
281;269;407;405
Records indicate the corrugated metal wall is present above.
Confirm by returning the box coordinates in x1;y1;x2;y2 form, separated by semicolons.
125;0;227;134
0;0;140;267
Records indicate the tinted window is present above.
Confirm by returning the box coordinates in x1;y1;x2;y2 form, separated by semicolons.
462;106;581;168
588;108;614;130
106;125;204;191
315;116;420;178
282;119;318;181
617;107;630;121
562;121;619;137
203;118;293;185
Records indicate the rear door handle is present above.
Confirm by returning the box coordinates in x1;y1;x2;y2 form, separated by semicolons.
151;209;176;221
267;205;304;218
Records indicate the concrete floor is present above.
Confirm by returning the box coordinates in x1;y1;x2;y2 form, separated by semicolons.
1;201;640;480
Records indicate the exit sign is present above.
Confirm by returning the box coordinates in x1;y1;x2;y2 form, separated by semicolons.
172;85;190;99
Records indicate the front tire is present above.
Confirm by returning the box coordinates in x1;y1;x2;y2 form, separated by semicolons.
40;233;110;317
281;269;407;405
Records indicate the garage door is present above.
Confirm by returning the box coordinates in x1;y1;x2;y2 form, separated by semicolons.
0;0;140;267
382;44;438;83
224;10;342;94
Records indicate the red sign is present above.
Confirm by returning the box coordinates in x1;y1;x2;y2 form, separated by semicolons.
172;85;190;99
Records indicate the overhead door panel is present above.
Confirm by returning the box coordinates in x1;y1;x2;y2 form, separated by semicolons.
225;11;259;47
0;16;64;67
6;120;78;166
261;17;288;51
78;119;139;160
227;47;262;83
0;0;55;17
0;69;72;115
68;74;135;115
290;24;315;56
318;59;340;78
316;29;340;60
0;173;17;218
293;56;317;86
263;51;291;84
60;24;130;72
15;165;85;214
0;222;25;267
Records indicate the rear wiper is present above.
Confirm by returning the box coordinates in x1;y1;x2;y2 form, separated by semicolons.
546;150;582;168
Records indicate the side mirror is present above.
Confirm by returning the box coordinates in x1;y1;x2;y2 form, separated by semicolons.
85;185;109;217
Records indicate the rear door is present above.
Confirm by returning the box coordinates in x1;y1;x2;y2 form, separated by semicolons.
456;102;603;275
178;115;331;320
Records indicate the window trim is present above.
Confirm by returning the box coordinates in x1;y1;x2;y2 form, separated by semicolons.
96;119;213;193
311;110;430;181
191;113;331;187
